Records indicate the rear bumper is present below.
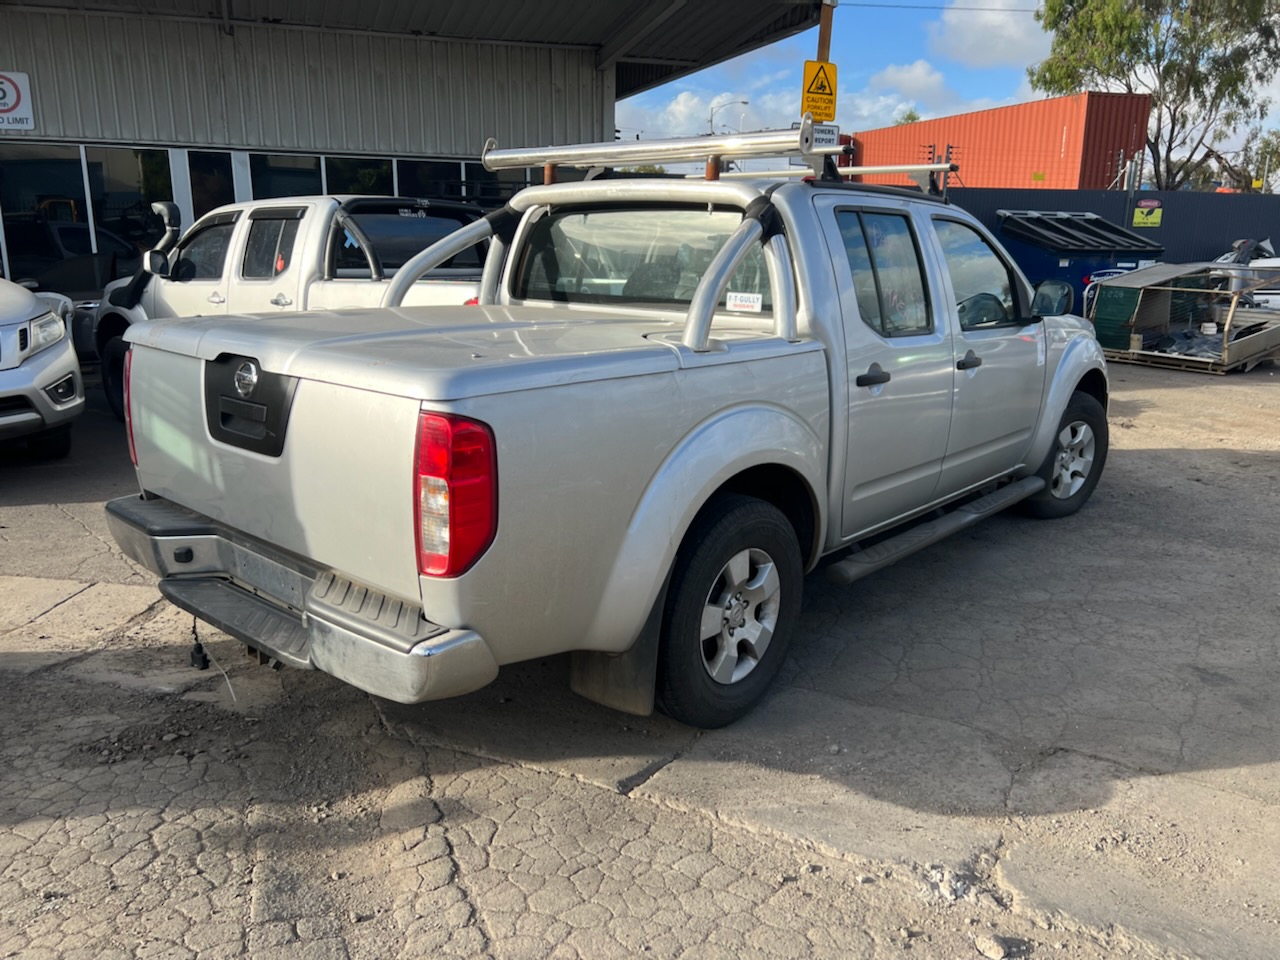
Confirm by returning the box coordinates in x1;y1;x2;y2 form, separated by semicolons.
105;495;498;703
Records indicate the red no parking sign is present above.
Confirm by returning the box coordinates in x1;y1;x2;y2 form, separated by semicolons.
0;72;35;129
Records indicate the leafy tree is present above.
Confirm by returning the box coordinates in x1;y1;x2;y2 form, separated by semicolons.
618;164;668;174
895;107;921;125
1029;0;1280;190
1209;127;1280;191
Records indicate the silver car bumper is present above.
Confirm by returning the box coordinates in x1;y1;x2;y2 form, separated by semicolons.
0;337;85;441
105;495;499;704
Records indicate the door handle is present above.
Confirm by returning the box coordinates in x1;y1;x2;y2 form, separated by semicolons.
206;292;225;305
855;363;891;387
956;350;983;370
270;293;293;307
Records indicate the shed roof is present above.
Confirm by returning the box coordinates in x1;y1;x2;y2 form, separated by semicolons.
19;0;824;97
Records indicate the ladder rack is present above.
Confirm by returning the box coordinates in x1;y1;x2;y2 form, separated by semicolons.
686;162;959;181
482;116;959;186
483;115;819;182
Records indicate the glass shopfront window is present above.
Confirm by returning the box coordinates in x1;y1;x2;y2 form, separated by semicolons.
85;146;173;257
189;151;235;219
325;157;392;196
464;163;551;206
397;160;465;201
251;154;322;199
0;143;101;297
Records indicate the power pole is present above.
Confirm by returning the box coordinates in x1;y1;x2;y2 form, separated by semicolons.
817;0;836;61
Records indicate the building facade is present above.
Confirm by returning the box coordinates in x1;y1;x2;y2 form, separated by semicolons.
0;0;826;299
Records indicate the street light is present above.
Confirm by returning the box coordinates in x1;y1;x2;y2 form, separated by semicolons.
708;97;748;134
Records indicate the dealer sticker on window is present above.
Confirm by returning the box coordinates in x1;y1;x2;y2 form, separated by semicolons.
726;292;763;313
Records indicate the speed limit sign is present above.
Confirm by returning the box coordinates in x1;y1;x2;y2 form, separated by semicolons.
0;73;35;130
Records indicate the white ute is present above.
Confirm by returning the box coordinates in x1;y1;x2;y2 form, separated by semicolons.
90;195;485;418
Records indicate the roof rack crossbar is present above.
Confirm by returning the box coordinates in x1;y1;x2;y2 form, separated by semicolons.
483;116;817;173
689;161;959;181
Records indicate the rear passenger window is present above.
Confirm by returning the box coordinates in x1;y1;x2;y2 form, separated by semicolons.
242;217;301;279
836;211;931;336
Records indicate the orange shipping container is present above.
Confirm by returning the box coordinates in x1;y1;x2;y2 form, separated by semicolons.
850;92;1150;190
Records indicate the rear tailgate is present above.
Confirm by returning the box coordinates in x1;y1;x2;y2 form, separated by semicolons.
128;343;422;602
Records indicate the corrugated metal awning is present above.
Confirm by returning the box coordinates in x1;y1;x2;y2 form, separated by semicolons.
18;0;824;97
1096;263;1219;287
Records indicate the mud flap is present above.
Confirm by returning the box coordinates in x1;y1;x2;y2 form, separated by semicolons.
568;574;670;717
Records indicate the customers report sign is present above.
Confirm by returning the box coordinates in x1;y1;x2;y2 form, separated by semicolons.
0;73;35;130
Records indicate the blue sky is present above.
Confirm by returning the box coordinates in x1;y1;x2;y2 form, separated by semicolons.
617;0;1051;139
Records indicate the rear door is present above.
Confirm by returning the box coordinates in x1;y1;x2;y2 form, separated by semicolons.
815;195;955;538
928;216;1046;496
226;206;308;314
146;210;240;319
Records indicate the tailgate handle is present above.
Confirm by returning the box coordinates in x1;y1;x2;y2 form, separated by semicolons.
219;395;268;439
855;363;891;387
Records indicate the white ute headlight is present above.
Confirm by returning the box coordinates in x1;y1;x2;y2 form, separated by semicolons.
29;313;66;353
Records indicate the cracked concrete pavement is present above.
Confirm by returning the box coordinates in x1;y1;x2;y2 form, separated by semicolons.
1;363;1278;958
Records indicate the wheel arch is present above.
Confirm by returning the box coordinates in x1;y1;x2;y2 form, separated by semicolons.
578;404;825;658
1021;333;1108;478
94;310;132;356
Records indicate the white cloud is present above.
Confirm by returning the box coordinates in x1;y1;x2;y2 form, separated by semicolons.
926;0;1051;70
616;57;1034;149
869;60;949;109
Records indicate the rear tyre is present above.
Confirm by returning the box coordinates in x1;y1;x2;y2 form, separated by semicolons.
656;494;803;729
102;336;127;423
1022;390;1108;519
27;426;72;460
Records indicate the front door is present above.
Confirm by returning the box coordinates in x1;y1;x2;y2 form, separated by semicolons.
816;197;956;539
146;212;240;320
929;217;1046;496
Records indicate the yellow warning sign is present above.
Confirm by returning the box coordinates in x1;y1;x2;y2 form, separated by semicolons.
802;60;837;122
1132;203;1163;228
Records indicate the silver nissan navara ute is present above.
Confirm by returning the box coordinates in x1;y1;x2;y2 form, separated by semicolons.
106;121;1107;728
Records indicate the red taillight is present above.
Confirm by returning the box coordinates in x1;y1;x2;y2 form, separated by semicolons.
463;296;479;306
414;412;497;577
124;347;138;467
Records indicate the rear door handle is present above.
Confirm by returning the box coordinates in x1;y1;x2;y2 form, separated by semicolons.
956;350;983;370
270;293;293;307
207;292;225;305
855;363;891;387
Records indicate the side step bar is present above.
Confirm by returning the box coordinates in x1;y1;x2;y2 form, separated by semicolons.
826;476;1045;586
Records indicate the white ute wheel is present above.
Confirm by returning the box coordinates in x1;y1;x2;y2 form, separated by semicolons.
657;494;802;728
1023;390;1109;519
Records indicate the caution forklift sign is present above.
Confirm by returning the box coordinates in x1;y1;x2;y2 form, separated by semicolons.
802;60;837;122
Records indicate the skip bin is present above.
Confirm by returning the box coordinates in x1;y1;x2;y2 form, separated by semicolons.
995;210;1163;309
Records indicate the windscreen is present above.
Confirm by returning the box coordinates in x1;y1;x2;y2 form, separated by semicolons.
334;206;483;276
512;206;772;311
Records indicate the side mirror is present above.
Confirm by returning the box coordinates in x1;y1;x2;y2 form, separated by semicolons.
1032;279;1074;317
145;250;171;278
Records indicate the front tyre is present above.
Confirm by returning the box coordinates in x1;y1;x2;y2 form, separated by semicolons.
1023;390;1108;519
101;336;128;423
657;494;803;728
